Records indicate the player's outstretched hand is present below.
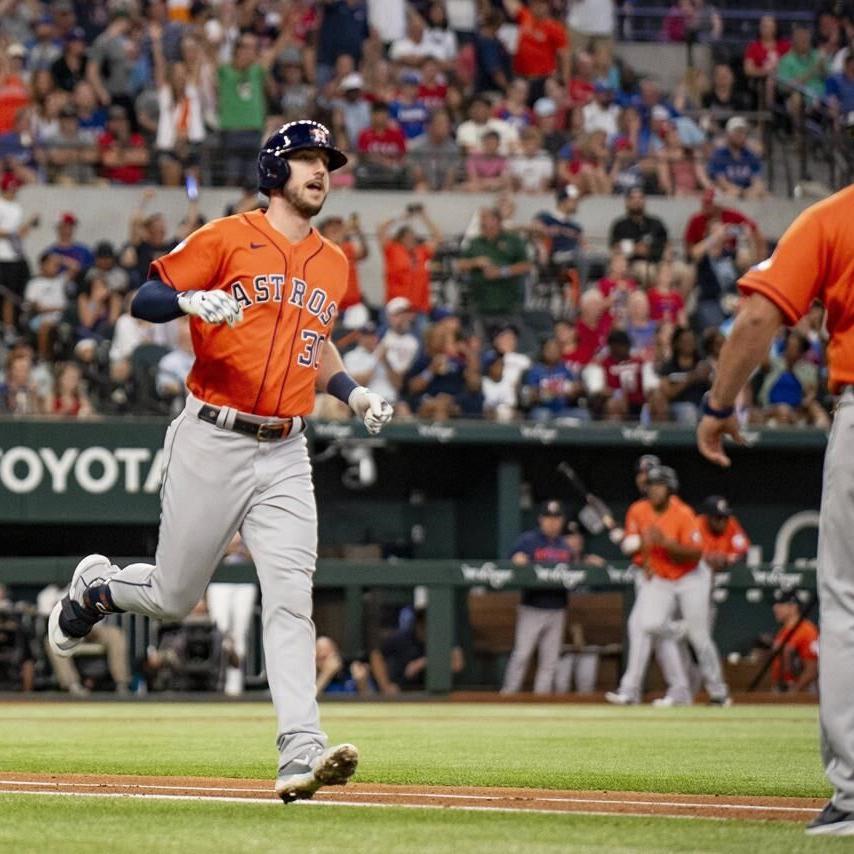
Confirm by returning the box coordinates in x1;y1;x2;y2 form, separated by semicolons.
696;413;745;468
177;290;244;327
348;387;393;435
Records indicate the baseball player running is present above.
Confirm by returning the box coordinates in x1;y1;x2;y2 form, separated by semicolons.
47;120;393;803
697;184;854;836
607;455;692;706
606;465;730;706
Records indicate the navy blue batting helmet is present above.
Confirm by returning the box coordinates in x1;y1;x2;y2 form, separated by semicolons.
645;465;679;492
257;120;348;193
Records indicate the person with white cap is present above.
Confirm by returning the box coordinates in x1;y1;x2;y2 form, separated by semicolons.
332;72;371;149
382;296;420;381
532;97;567;156
707;117;766;199
583;82;621;139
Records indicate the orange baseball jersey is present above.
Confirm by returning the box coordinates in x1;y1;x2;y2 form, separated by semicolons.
625;495;689;568
739;183;854;391
771;619;819;686
624;497;703;580
151;208;348;417
698;515;750;563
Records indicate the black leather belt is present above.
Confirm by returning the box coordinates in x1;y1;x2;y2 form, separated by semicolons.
197;404;294;442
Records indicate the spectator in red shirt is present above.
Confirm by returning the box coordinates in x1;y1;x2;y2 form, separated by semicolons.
596;250;637;326
567;51;596;108
573;288;612;365
378;205;442;317
356;101;408;188
98;105;150;184
504;0;570;102
318;213;369;313
744;14;790;90
648;262;687;326
357;101;407;162
582;328;661;421
417;58;448;112
683;188;767;266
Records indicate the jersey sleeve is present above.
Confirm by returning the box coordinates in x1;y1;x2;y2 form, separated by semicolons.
624;502;641;534
728;518;750;557
150;222;224;292
677;507;703;549
738;206;828;325
795;624;819;661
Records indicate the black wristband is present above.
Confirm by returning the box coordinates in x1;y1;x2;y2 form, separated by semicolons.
327;371;359;404
701;392;735;420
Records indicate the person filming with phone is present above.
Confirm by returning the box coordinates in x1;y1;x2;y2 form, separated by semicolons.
377;203;443;326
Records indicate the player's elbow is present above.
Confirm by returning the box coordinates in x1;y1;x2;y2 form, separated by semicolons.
739;292;785;333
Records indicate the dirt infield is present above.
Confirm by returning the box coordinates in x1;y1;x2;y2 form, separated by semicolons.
0;773;824;822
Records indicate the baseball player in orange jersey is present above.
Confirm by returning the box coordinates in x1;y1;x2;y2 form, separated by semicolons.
697;183;854;836
607;455;692;707
46;120;393;803
698;496;749;571
606;465;730;706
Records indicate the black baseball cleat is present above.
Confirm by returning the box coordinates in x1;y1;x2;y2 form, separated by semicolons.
275;743;359;803
47;554;120;658
806;802;854;836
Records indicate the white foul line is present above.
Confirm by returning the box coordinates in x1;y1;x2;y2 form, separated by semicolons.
0;781;820;819
0;787;733;821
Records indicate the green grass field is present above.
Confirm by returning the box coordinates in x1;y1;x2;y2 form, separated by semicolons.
0;702;838;852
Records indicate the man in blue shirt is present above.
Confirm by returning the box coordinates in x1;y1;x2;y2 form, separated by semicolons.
46;212;94;274
707;117;766;199
389;72;430;140
533;184;584;260
523;338;587;421
501;500;577;695
316;0;370;87
826;54;854;125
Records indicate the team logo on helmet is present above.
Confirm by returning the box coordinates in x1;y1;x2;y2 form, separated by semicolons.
310;126;329;145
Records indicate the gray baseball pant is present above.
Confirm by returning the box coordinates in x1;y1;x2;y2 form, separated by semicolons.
619;564;727;700
105;395;322;768
501;605;566;694
818;389;854;811
617;572;691;703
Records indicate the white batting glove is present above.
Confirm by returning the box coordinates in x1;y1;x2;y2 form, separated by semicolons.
348;386;393;435
177;290;243;327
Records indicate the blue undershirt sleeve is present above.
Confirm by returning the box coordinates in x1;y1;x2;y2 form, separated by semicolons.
130;279;184;323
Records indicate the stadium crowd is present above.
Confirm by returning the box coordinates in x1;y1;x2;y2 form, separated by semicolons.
0;0;848;426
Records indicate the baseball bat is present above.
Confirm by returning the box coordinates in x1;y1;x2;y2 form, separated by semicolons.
747;592;818;692
557;462;618;532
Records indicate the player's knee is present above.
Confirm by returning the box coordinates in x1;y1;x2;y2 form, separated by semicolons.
640;615;666;636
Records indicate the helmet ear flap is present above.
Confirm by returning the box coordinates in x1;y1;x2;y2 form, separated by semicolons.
258;151;290;191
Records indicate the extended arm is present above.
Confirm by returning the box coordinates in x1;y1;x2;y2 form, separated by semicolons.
131;279;243;326
697;293;783;466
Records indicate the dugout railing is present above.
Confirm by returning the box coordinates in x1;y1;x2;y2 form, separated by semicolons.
0;557;817;694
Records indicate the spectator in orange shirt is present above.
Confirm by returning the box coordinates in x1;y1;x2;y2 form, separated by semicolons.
0;46;31;133
318;213;369;313
769;590;818;694
503;0;571;102
698;496;750;571
378;203;441;319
